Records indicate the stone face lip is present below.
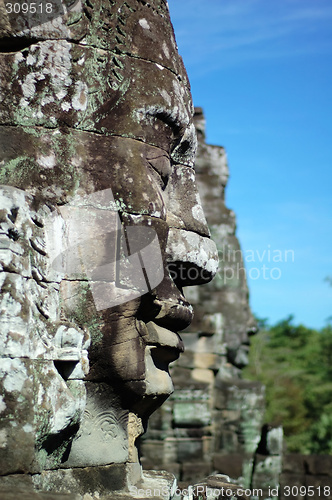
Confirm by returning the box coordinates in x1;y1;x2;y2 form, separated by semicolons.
145;322;184;352
140;322;184;399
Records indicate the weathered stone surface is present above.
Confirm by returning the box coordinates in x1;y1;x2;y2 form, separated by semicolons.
279;474;307;500
190;475;249;500
181;462;213;484
280;454;332;500
252;455;282;490
0;486;78;500
0;2;219;498
266;426;283;456
63;382;129;468
32;463;130;496
282;454;307;475
304;455;332;476
4;2;320;498
213;454;247;481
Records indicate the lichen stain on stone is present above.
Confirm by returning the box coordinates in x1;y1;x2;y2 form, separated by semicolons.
2;359;28;393
37;154;56;170
0;395;6;413
72;81;88;111
12;40;73;127
139;18;151;30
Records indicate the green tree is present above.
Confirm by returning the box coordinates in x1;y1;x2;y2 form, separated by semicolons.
243;316;332;453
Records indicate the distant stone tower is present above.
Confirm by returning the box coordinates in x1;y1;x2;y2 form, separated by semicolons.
141;108;282;492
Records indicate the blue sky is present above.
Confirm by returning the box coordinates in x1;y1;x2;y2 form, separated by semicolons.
168;0;332;329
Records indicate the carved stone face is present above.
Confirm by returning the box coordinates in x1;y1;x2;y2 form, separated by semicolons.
80;137;219;418
0;0;218;475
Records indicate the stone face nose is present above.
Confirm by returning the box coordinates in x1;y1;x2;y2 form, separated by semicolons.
165;163;211;238
164;157;219;286
166;227;219;286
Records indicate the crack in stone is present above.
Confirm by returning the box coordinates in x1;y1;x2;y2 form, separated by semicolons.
0;124;193;168
0;36;183;81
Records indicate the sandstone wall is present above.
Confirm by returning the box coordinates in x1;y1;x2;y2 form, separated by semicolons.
280;455;332;500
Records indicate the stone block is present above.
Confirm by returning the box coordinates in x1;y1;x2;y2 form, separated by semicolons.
174;350;195;369
163;438;179;464
139;469;177;500
31;464;129;496
63;382;129;468
142;463;181;481
220;410;242;424
190;475;243;500
0;486;78;500
0;273;58;360
279;474;306;500
170;367;209;390
171;388;210;402
161;463;181;480
304;455;332;476
177;439;204;463
193;352;219;370
215;430;239;454
212;454;245;480
173;401;211;427
181;462;213;484
305;475;332;499
214;388;228;410
182;330;227;356
191;369;214;385
267;426;283;456
174;428;208;439
147;403;173;434
282;454;305;474
0;358;85;474
140;441;165;464
202;435;214;459
0;474;35;491
141;429;169;441
252;455;282;490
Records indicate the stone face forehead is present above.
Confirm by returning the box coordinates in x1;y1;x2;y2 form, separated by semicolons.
0;1;195;168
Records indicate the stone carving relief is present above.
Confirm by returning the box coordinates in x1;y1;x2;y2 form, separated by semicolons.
0;1;219;497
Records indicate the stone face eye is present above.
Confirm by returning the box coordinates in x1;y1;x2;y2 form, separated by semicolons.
147;155;171;190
